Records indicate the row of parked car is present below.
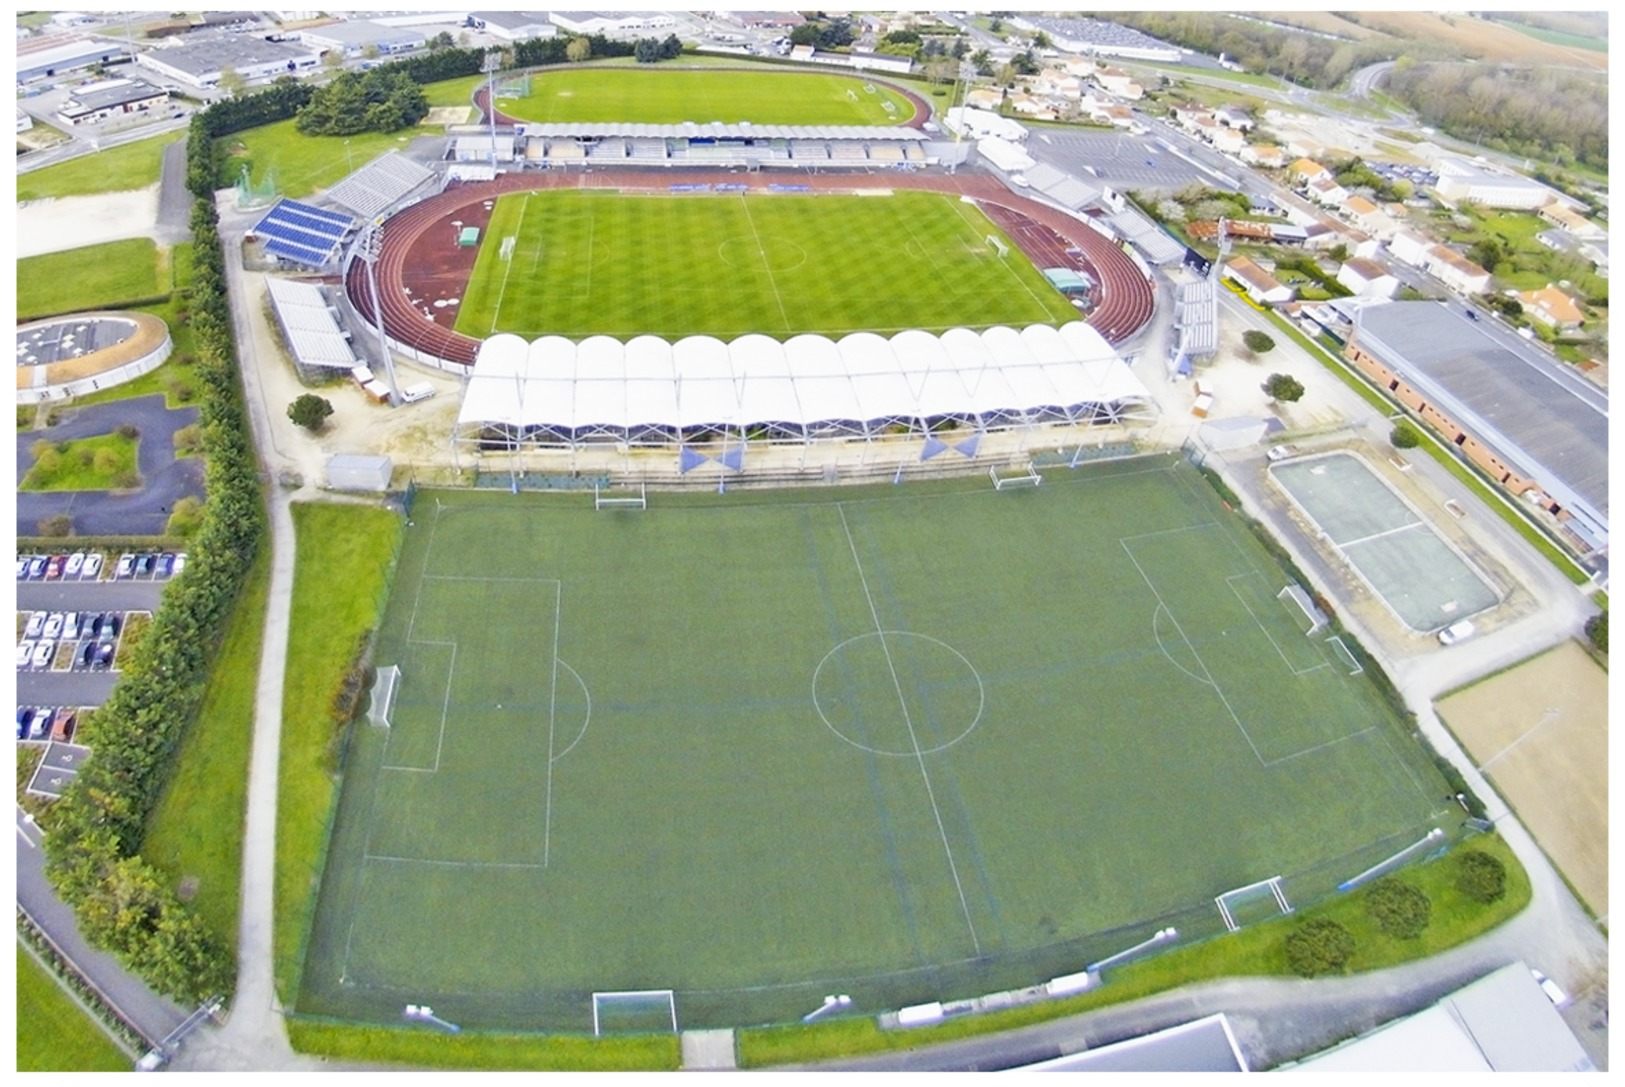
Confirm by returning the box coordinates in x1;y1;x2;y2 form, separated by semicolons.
17;610;125;672
15;551;186;581
17;706;78;743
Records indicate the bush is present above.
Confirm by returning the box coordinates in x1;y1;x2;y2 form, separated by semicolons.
165;496;205;538
1242;329;1276;354
1390;421;1422;449
116;423;140;439
1584;611;1606;654
288;393;334;431
37;514;73;538
1262;372;1305;402
1455;849;1507;904
1284;917;1355;977
1363;878;1431;939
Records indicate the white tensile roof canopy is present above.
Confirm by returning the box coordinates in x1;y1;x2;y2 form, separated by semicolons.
457;322;1154;445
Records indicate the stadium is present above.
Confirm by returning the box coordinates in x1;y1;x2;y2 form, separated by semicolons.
269;64;1457;1040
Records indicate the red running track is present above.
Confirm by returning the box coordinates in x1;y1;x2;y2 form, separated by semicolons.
345;170;1155;368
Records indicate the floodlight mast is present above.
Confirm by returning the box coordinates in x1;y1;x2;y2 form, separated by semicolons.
484;48;502;172
356;219;403;404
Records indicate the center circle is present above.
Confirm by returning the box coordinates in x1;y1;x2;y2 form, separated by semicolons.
716;235;808;272
812;631;984;757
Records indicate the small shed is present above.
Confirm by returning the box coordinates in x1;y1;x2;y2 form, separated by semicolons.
326;454;393;492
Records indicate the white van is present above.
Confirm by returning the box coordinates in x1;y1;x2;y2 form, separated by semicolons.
1437;619;1476;646
401;382;436;404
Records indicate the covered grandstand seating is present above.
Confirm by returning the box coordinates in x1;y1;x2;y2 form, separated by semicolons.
455;322;1155;448
252;199;356;268
326;151;436;220
264;276;358;376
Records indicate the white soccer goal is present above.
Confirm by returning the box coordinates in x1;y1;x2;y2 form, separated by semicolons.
1215;875;1291;932
985;234;1009;258
990;463;1042;490
594;482;647;510
1277;583;1328;635
499;235;516;261
368;665;402;729
591;989;676;1035
1325;635;1363;675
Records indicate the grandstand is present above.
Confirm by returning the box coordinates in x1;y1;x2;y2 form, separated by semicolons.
1173;277;1219;375
514;122;925;169
264;277;360;380
1103;206;1187;267
250;199;357;269
326;150;437;220
452;322;1155;453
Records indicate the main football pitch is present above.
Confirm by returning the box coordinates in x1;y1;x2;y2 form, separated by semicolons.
297;458;1454;1033
452;190;1083;340
495;67;915;126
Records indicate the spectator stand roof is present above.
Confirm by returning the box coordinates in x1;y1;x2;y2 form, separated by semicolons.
455;322;1155;450
1104;207;1187;266
326;151;437;221
264;276;358;377
518;122;927;142
251;199;357;268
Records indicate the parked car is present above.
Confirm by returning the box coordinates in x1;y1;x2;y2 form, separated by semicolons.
84;612;104;640
44;555;65;580
64;552;85;577
79;640;96;668
42;614;64;641
15;557;29;579
102;614;121;640
27;556;47;579
156;553;175;578
25;612;45;638
28;708;52;740
31;641;54;669
115;554;135;579
135;554;155;577
82;553;103;579
1531;968;1568;1006
49;709;76;743
1266;444;1295;462
63;613;80;641
16;707;29;739
17;640;36;668
94;643;115;670
1438;619;1476;646
171;553;186;576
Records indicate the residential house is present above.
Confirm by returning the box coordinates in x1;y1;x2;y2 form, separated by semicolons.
1289;158;1330;184
964;87;1003;111
1425;244;1493;295
1306;174;1350;207
1213;106;1253;131
1240;143;1284;168
1093;67;1142;99
1209;126;1245;155
1336;257;1400;299
1520;285;1585;329
1224;256;1295;305
1537;200;1604;239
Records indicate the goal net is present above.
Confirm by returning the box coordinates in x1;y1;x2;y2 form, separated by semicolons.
1215;876;1291;932
496;73;531;98
591;989;676;1035
367;665;402;729
985;234;1009;258
990;463;1042;490
499;235;516;261
1277;583;1328;635
1325;635;1362;675
594;482;647;510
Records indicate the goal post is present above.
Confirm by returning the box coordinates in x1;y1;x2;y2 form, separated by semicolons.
1215;875;1291;932
594;482;647;510
368;665;402;729
1277;583;1327;635
499;235;516;261
591;989;676;1035
1325;635;1363;675
990;462;1041;490
986;234;1009;258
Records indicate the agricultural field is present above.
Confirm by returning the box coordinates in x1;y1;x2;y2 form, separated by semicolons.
454;190;1081;339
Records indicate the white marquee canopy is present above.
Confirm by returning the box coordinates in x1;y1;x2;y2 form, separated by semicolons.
456;322;1155;446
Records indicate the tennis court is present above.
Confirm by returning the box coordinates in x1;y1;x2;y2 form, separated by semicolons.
1269;452;1500;632
295;458;1452;1033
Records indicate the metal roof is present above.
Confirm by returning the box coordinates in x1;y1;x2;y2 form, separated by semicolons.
521;122;926;141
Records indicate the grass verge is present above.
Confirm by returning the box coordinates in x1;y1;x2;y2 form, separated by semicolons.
15;129;184;201
19;432;141;492
737;834;1528;1067
15;945;134;1072
275;502;403;1003
141;542;271;942
286;1021;680;1071
17;237;167;321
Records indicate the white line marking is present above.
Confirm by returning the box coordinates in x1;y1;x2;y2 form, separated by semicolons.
544;581;561;868
1337;519;1425;549
738;195;793;332
1225;573;1329;677
837;504;981;956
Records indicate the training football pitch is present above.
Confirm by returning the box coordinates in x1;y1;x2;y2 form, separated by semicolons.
495;68;914;126
452;190;1083;340
296;458;1451;1033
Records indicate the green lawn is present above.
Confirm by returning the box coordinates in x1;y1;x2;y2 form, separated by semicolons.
219;118;431;199
497;67;913;125
17;238;167;321
276;502;405;1003
295;461;1453;1034
19;432;141;491
15;946;133;1072
455;190;1080;339
65;244;203;412
141;543;271;942
15;130;184;201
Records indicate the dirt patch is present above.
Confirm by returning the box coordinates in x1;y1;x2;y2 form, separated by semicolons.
423;106;475;126
1436;640;1607;918
17;187;160;259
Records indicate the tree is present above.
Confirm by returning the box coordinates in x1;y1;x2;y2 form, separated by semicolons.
1363;878;1431;939
1467;237;1506;273
1242;329;1276;355
970;48;993;76
1390;421;1422;449
1455;850;1508;904
1262;373;1304;402
166;496;205;538
428;31;455;51
988;16;1003;33
1032;30;1053;50
923;58;958;88
287;394;333;432
1284;918;1355;977
217;67;245;98
1584;611;1607;654
634;37;661;64
566;36;592;63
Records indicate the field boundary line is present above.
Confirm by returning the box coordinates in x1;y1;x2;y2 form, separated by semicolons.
1120;536;1266;766
1225;573;1329;677
363;853;548;871
837;503;982;956
1260;725;1379;768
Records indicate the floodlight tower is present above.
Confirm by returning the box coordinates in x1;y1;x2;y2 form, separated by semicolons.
354;218;403;405
483;48;502;172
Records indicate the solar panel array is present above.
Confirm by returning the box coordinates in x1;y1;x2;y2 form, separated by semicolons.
254;199;356;267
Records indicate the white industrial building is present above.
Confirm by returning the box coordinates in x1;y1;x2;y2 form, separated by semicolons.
136;36;322;89
1433;157;1556;210
298;20;427;58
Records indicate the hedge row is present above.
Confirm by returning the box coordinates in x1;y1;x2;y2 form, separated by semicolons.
18;908;148;1056
41;95;271;1005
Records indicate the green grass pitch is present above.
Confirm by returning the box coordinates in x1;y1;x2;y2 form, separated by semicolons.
296;458;1452;1033
453;190;1082;340
496;68;914;126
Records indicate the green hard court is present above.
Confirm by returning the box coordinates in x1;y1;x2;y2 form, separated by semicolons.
296;458;1451;1032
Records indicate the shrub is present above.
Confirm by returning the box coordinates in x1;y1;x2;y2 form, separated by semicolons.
1262;372;1304;402
1455;849;1507;904
1242;329;1276;354
113;470;141;490
165;496;205;538
1363;877;1431;939
1390;421;1422;449
288;393;334;431
1584;611;1606;654
1284;917;1355;977
37;514;73;538
116;423;140;440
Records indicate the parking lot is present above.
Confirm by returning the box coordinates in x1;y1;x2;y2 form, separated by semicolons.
16;549;182;720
